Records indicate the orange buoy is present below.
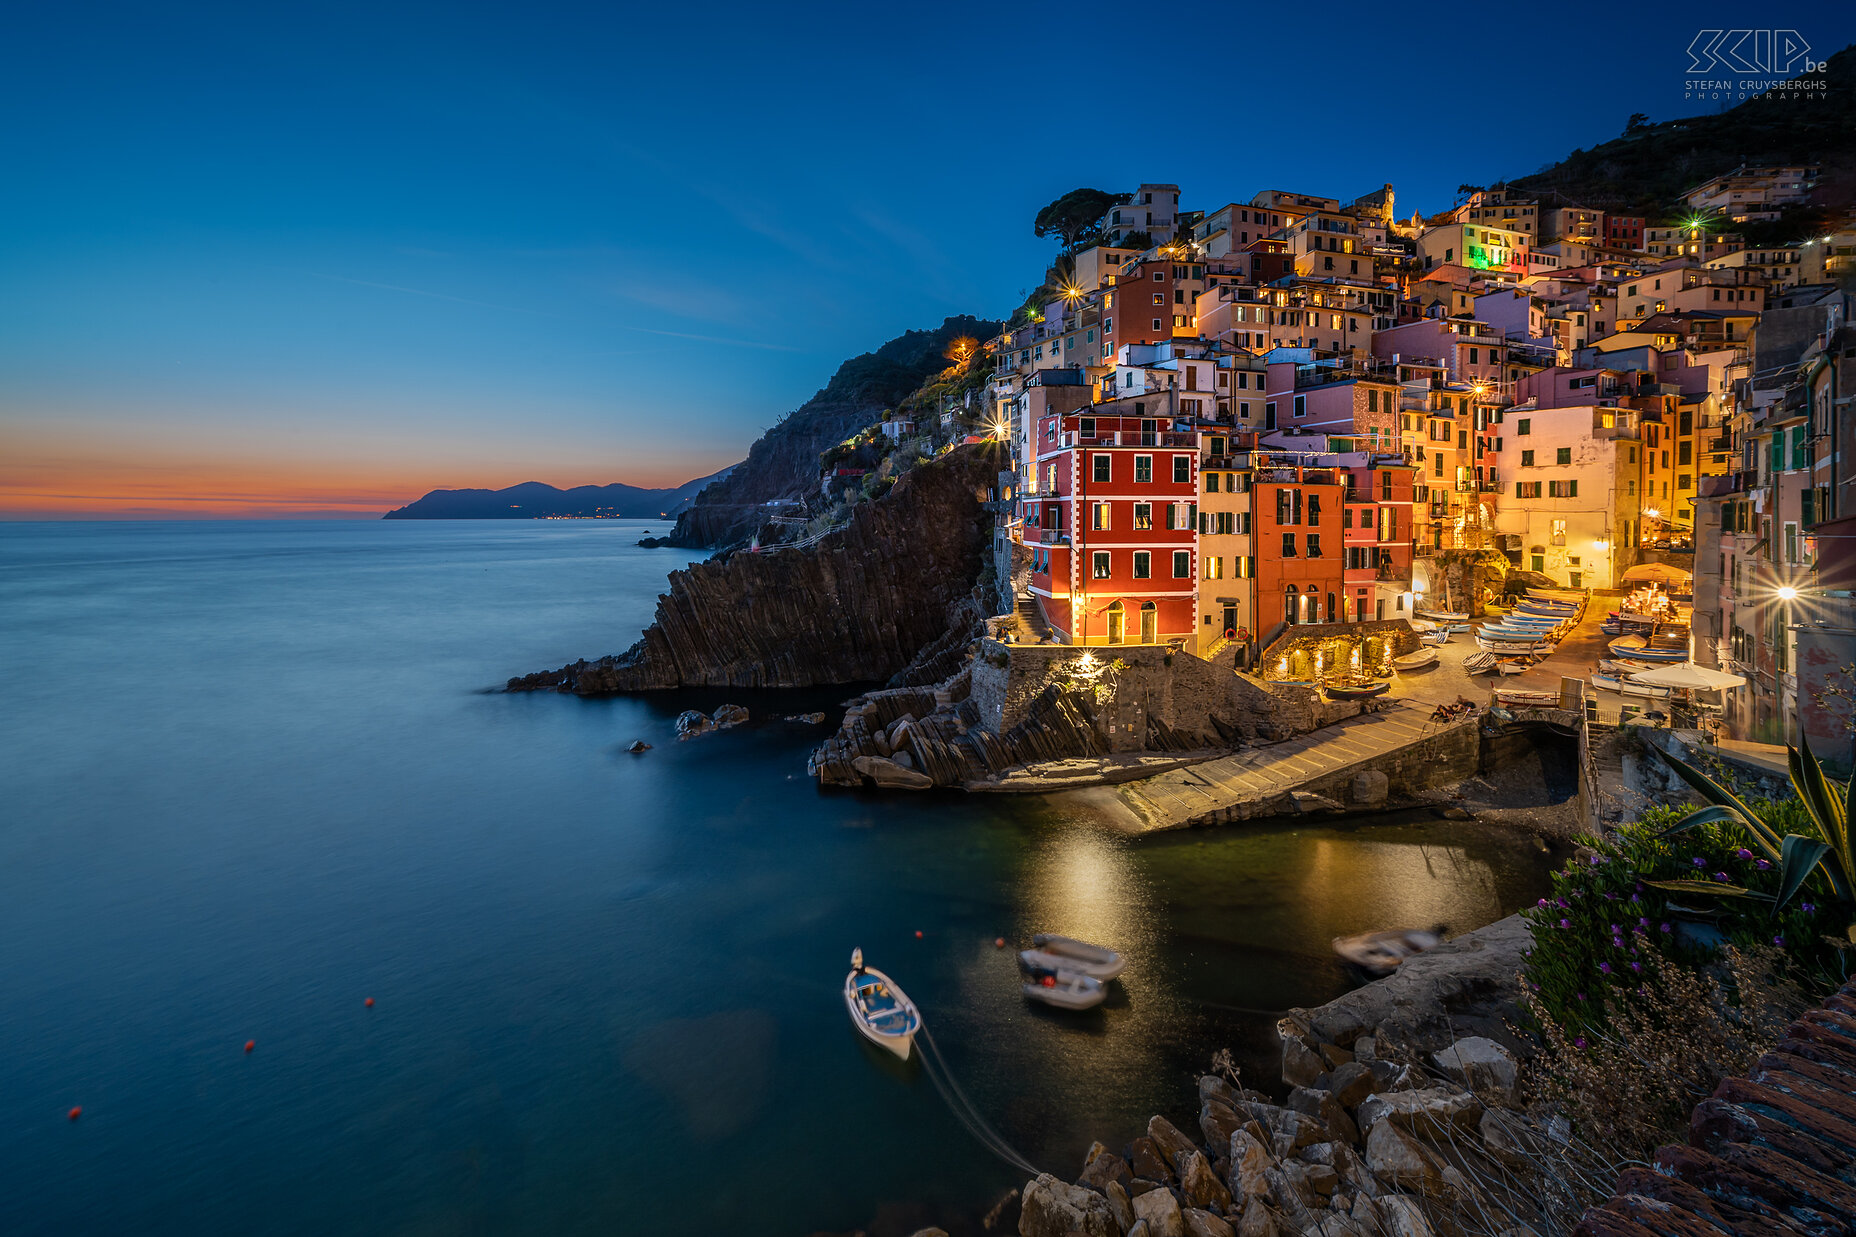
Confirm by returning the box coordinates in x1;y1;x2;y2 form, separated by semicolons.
994;937;1005;948
364;998;374;1007
1041;975;1056;987
67;1106;82;1121
244;1040;255;1053
914;930;923;938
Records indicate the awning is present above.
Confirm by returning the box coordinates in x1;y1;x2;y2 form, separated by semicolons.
1620;562;1692;585
1627;663;1746;691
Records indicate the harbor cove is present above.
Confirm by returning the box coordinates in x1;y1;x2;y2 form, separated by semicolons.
0;521;1559;1235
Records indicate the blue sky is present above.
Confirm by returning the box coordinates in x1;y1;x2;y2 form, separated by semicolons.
2;0;1850;514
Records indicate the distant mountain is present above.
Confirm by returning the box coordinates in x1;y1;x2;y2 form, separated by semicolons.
382;467;735;520
1502;45;1855;218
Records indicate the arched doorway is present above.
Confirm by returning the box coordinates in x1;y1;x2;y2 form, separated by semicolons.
1284;585;1299;626
1106;600;1125;644
1139;601;1157;644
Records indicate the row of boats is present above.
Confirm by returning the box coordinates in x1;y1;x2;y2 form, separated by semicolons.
847;922;1442;1059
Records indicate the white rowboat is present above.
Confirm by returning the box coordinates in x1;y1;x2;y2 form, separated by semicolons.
1333;929;1440;976
1028;934;1125;980
1393;648;1439;671
844;949;921;1060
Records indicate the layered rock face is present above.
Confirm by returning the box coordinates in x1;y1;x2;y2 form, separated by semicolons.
509;445;997;694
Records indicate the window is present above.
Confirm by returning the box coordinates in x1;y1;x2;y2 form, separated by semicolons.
1092;552;1110;578
1516;418;1531;435
1153;292;1164;305
1080;417;1095;438
1173;456;1190;483
1173;550;1191;578
1153;318;1163;331
1548;480;1579;497
1307;534;1322;558
1132;503;1151;530
1556;447;1571;465
1204;556;1223;580
1092;502;1111;530
1531;554;1545;573
1521;450;1535;467
1293;394;1306;418
1133;551;1151;579
1205;473;1220;493
1516;481;1542;498
1093;455;1110;483
1307;494;1321;524
1282;532;1297;558
1551;518;1566;545
1135;456;1153;483
1785;522;1798;563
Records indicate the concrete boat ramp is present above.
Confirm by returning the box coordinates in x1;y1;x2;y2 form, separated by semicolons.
1106;703;1482;833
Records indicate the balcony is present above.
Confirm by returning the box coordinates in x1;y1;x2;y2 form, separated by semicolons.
1033;528;1070;545
1060;431;1198;448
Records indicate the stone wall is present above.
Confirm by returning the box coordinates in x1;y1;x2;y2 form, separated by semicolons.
969;642;1281;753
1256;619;1422;673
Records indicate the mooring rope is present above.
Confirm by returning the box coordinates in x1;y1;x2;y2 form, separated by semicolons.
915;1021;1042;1177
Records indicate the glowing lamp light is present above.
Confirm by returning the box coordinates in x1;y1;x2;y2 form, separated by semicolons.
1644;508;1660;518
1777;586;1799;601
1593;539;1608;550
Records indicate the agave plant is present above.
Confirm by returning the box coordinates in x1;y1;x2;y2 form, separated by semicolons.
1655;733;1852;930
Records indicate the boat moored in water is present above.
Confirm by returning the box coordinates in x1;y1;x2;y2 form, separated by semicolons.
1025;934;1125;980
844;948;921;1060
1333;928;1441;976
1018;957;1107;1010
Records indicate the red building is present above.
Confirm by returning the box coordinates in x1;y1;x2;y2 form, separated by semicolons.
1604;214;1645;249
1027;406;1199;645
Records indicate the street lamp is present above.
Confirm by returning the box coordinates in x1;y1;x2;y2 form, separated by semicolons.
1777;586;1799;601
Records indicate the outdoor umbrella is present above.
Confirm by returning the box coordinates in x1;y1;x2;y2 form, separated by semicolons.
1625;662;1746;691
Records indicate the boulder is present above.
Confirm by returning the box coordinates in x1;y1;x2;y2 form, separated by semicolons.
1148;1115;1201;1172
1355;1087;1482;1136
1103;1180;1136;1234
1430;1037;1519;1106
1236;1198;1277;1237
1279;1031;1325;1088
1226;1129;1273;1199
711;703;749;729
784;711;827;724
674;709;713;739
1200;1075;1242;1109
1019;1173;1118;1237
1352;1036;1376;1062
1241;1102;1326;1157
1263;1164;1315;1218
1131;1184;1187;1237
1201;1099;1243;1153
626;740;651;752
893;750;916;770
1302;1163;1339;1196
1376;1195;1434;1237
1184;1209;1237;1237
1288;1087;1360;1148
1129;1178;1162;1197
1131;1136;1174;1183
850;755;933;789
1364;1122;1443;1195
1179;1150;1234;1212
1478;1108;1534;1167
1128;1223;1151;1237
1079;1150;1133;1194
1300;1142;1374;1197
1351;769;1390;807
1318;1042;1355;1069
1328;1062;1376;1109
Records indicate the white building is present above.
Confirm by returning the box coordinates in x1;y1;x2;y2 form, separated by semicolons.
1490;402;1644;588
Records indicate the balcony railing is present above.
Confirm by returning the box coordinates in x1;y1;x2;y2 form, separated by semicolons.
1033;528;1069;545
1060;431;1198;448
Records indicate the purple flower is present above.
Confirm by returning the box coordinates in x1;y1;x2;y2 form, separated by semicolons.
1610;924;1621;934
1557;897;1570;908
1560;918;1571;929
1802;902;1817;914
1599;962;1613;974
1639;917;1650;926
1576;992;1587;1002
1660;922;1673;933
1589;855;1602;866
1773;934;1786;947
1630;893;1642;903
1692;856;1706;868
1713;872;1730;882
1629;961;1642;973
1736;848;1753;860
1756;859;1772;870
1537;898;1549;907
1575;1036;1588;1048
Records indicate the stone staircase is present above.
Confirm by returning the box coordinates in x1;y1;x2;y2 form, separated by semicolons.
1015;593;1052;641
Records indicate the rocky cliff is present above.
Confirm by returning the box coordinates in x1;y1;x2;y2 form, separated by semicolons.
508;444;999;693
646;315;999;549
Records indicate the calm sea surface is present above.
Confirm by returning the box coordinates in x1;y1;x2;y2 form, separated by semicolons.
0;520;1555;1236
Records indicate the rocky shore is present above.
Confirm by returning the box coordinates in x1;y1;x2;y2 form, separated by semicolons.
1016;914;1539;1237
507;446;997;693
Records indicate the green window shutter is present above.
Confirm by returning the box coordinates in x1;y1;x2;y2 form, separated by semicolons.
1792;425;1809;470
1771;434;1784;471
1801;489;1815;529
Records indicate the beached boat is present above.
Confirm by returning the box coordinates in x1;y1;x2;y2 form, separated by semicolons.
1421;630;1450;646
1477;635;1553;653
1333;929;1440;976
1393;648;1439;672
1017;957;1107;1010
1526;588;1584;602
1446;623;1473;634
1025;934;1125;981
844;949;921;1060
1517;599;1578;614
1495;659;1530;675
1591;674;1673;700
1494;688;1561;707
1409;618;1438;633
1416;608;1469;622
1325;677;1390;700
1609;635;1688;663
1462;651;1497;673
1599;658;1666;676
